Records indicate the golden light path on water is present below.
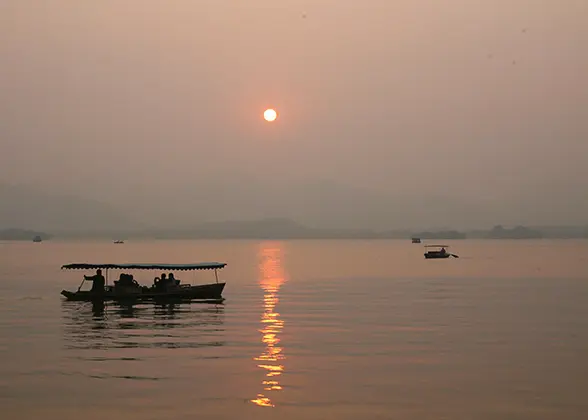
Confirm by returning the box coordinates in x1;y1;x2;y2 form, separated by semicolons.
251;243;286;408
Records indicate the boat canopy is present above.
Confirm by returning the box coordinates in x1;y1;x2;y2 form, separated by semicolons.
61;262;227;271
424;244;449;248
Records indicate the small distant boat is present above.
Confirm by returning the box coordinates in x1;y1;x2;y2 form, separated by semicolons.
113;240;124;244
424;244;458;259
33;235;42;243
412;237;421;243
60;262;227;302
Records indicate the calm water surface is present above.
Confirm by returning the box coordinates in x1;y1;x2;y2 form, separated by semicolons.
0;239;587;419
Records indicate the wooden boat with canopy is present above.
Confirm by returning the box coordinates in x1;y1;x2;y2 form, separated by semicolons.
424;245;459;259
60;262;227;302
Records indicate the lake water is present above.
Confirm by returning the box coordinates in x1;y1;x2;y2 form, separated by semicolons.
0;239;587;419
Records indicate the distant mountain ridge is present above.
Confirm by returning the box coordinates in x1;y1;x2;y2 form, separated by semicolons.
103;179;502;231
0;183;140;231
0;228;52;240
103;178;588;231
46;218;588;240
1;181;586;237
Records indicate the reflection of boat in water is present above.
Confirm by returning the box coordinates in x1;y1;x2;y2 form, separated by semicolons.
61;300;225;350
60;262;227;302
424;244;458;259
251;243;287;408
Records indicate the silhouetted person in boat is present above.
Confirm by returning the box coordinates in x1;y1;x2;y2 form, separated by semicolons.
116;273;127;286
154;273;167;290
168;273;179;286
440;247;447;255
84;269;105;294
116;273;139;289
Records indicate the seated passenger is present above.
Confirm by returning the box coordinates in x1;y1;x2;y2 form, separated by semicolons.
116;273;138;288
168;273;179;286
154;273;167;290
114;273;124;287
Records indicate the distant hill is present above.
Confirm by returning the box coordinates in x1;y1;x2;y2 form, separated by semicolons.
485;225;543;239
0;228;52;240
62;177;588;233
0;183;140;232
45;217;588;240
411;230;467;240
108;179;498;231
526;225;588;239
85;218;456;240
139;218;383;239
1;182;585;239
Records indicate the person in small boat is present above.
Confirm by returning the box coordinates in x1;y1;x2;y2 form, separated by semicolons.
116;273;138;288
84;269;105;293
117;273;127;285
440;247;447;255
154;273;167;290
168;273;179;286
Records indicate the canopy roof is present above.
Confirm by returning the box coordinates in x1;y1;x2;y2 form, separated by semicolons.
424;244;449;248
61;262;226;271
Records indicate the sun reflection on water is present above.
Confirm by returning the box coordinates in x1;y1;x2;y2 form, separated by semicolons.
251;243;286;408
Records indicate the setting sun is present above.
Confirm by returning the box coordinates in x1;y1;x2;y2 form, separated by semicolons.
263;109;277;122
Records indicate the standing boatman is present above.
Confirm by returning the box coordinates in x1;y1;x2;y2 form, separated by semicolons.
84;269;105;293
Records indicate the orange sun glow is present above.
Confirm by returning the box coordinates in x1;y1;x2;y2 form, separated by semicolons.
263;109;277;122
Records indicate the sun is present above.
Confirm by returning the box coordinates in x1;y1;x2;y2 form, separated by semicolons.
263;108;277;122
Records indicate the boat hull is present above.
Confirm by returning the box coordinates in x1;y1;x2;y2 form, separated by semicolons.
61;282;226;302
424;252;450;259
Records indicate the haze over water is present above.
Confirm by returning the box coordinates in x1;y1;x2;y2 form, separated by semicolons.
2;1;587;229
1;239;587;419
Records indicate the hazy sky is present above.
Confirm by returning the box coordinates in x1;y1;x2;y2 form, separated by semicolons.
1;1;587;227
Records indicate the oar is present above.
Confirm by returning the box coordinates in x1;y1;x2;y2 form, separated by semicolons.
450;253;459;258
77;277;85;291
